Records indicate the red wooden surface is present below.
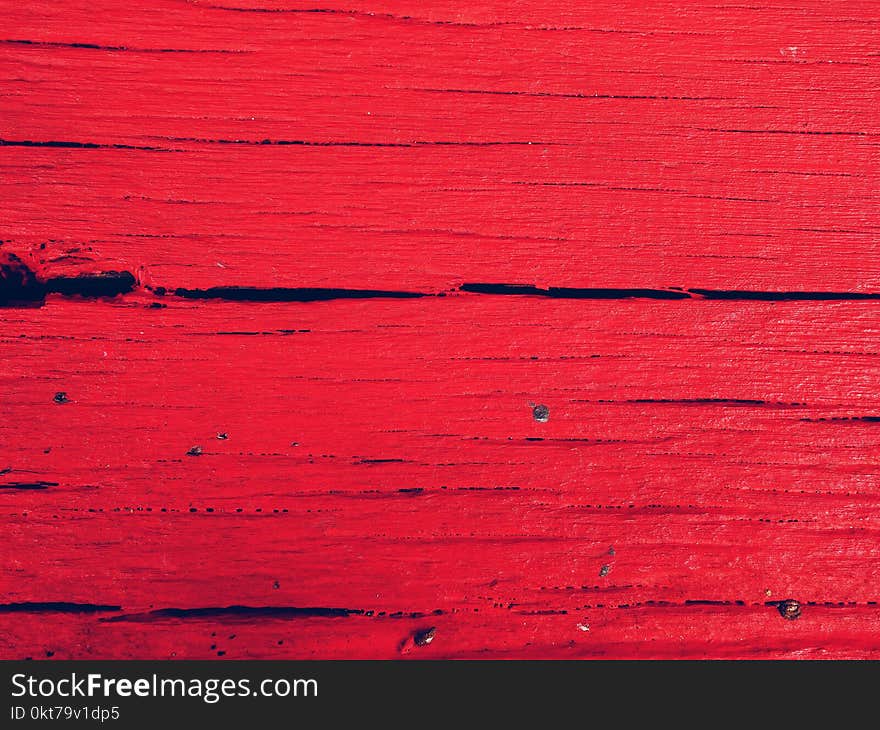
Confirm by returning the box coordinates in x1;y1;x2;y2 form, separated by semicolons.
2;0;880;659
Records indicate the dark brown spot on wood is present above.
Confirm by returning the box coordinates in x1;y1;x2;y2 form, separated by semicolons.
0;252;44;305
532;404;550;422
187;445;203;456
413;627;436;646
53;392;69;404
599;564;612;577
777;599;801;620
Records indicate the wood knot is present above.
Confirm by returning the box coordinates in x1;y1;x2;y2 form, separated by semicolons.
53;392;69;404
186;445;203;457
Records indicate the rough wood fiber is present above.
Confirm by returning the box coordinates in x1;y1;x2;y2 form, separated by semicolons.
2;0;880;659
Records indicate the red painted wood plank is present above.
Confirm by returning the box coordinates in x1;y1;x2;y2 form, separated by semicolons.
2;0;880;290
2;0;880;659
3;296;880;657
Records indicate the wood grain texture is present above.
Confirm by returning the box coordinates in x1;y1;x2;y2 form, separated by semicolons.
2;0;880;659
